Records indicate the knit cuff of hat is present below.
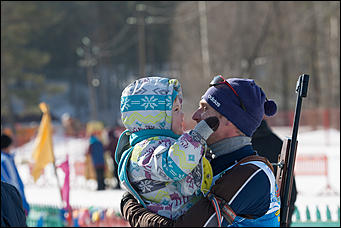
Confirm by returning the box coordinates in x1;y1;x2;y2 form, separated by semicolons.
202;88;258;136
192;119;214;141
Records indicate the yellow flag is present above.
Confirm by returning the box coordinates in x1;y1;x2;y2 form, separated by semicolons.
31;102;55;182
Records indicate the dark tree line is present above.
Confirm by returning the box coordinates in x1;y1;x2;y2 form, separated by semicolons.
2;1;178;129
1;1;340;130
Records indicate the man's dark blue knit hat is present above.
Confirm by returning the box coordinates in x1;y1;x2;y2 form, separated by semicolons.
202;77;277;137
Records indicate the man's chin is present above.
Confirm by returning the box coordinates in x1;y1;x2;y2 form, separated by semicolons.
206;135;218;145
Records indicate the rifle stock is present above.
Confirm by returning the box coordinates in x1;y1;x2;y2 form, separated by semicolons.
277;138;298;226
276;138;290;197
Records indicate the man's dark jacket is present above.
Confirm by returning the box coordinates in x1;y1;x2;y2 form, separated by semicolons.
251;119;297;225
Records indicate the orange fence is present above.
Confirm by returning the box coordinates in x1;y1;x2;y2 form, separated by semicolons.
266;108;340;130
183;108;340;131
3;125;39;147
294;154;328;176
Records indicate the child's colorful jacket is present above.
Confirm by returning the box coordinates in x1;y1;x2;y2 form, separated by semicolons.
116;77;212;219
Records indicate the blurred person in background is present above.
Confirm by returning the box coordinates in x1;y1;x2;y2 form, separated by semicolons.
1;181;27;227
1;134;30;216
104;128;121;189
87;132;106;190
61;113;84;137
251;119;297;226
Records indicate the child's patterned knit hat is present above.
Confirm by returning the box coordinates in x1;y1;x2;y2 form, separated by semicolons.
120;77;182;133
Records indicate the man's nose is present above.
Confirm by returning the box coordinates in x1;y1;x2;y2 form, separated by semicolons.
192;110;201;122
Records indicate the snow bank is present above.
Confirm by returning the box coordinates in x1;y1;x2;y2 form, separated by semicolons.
12;128;340;215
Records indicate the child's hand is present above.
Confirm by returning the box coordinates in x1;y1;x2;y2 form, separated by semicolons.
193;116;220;140
203;116;219;132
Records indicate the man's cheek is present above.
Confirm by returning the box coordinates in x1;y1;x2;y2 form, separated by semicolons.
202;112;212;119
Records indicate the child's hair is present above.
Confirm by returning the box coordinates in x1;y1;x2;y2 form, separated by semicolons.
120;77;182;133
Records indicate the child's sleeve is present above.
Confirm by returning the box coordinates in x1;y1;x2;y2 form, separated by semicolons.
148;117;219;181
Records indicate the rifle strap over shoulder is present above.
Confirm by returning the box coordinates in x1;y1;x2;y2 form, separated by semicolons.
207;155;275;226
235;155;275;174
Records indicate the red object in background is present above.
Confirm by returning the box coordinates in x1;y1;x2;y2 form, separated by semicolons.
3;125;39;147
58;156;71;211
74;161;86;176
294;154;328;176
58;155;73;226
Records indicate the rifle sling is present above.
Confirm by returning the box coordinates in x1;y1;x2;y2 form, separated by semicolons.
208;155;274;225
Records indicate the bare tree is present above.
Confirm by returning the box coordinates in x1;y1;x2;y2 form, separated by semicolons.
169;1;340;128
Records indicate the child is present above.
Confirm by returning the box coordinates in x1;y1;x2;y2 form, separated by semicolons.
116;77;219;219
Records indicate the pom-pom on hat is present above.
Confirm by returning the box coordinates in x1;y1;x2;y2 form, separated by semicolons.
264;98;277;116
202;76;277;137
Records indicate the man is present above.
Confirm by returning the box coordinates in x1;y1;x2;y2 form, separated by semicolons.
87;133;106;190
104;128;121;189
1;181;27;227
252;119;297;226
120;75;281;227
1;134;30;216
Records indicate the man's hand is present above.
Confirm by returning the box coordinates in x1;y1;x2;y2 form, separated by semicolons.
120;191;136;216
120;191;174;227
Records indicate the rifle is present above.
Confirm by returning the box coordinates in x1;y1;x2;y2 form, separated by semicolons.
275;74;309;227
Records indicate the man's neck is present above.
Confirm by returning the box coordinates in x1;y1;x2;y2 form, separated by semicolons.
208;136;252;158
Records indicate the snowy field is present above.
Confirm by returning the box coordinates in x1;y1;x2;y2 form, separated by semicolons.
274;127;340;224
14;125;340;224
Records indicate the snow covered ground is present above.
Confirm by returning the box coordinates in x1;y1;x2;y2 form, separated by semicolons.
13;125;340;224
271;126;340;224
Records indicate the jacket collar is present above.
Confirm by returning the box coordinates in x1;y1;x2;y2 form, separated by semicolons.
208;136;252;158
207;136;255;176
